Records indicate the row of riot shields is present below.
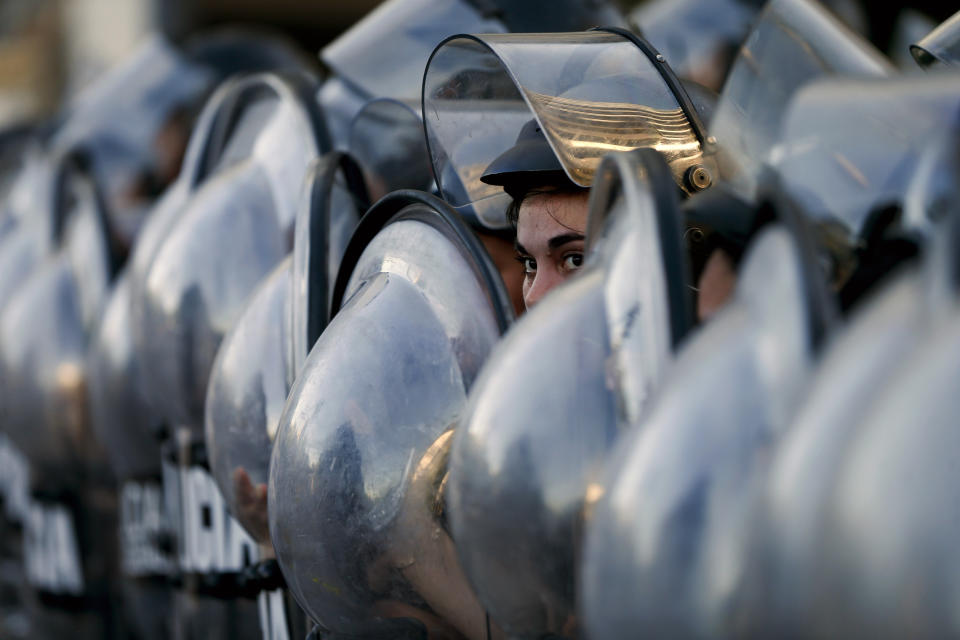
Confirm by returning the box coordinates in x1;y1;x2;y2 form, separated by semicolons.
1;0;960;638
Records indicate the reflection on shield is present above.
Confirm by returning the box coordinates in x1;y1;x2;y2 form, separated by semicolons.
205;152;367;543
710;0;892;201
580;205;835;638
130;72;327;437
740;120;960;638
447;149;691;638
269;191;511;639
423;30;713;231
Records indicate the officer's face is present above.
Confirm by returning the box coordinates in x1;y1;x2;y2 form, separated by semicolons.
515;189;590;309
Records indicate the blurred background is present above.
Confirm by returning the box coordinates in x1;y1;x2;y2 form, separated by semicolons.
0;0;955;132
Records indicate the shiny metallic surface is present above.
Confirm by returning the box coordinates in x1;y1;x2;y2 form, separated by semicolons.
580;227;819;639
348;99;432;201
88;272;164;481
911;10;960;69
423;31;707;229
770;74;960;248
805;304;960;638
710;0;892;201
270;204;504;638
205;259;290;544
289;156;364;383
450;270;615;638
743;269;929;636
132;74;324;433
446;149;688;638
0;169;112;481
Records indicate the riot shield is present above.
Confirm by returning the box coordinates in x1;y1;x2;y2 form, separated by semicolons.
126;71;328;640
579;202;836;638
710;0;892;201
0;154;117;481
630;0;759;91
768;73;960;304
445;148;691;639
206;152;367;543
0;154;120;638
318;0;505;148
131;71;327;435
87;271;175;640
269;190;512;639
911;10;960;69
347;99;433;202
423;30;714;230
739;115;960;638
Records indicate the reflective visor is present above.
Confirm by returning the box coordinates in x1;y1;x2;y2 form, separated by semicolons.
710;0;892;201
770;73;960;245
423;31;703;229
323;0;504;101
911;10;960;69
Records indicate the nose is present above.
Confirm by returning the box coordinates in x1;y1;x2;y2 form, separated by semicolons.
524;269;565;309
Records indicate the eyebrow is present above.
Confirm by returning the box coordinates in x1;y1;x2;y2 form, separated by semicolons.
515;233;585;255
548;233;585;251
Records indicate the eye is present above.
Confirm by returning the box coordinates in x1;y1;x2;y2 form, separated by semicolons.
515;255;537;275
562;252;584;271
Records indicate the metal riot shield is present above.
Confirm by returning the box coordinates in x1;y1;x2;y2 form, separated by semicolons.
269;191;513;639
132;71;327;436
710;0;892;201
205;152;367;540
768;73;960;304
445;148;692;639
317;0;506;149
423;30;715;230
87;271;175;640
579;205;836;639
317;0;626;149
347;99;433;202
204;152;366;640
126;71;327;640
0;154;120;638
630;0;759;92
740;116;960;638
911;10;960;69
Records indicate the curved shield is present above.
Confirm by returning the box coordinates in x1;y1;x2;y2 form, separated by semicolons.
794;300;960;637
423;30;713;229
739;120;960;637
631;0;759;91
205;152;365;541
348;99;433;201
87;271;162;481
769;73;960;277
49;34;213;221
131;72;327;433
0;157;116;482
445;149;691;638
269;191;512;638
710;0;892;201
911;10;960;69
580;216;835;639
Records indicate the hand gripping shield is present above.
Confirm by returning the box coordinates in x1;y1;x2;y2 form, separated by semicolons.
269;191;512;639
